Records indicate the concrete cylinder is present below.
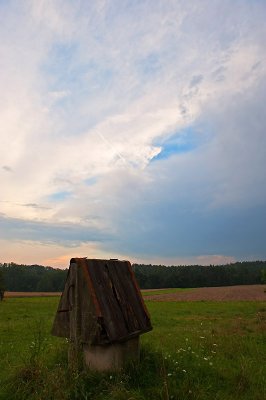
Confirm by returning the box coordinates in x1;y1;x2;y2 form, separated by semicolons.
83;336;140;371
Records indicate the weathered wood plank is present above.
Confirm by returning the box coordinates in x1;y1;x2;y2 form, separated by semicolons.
52;258;152;345
86;259;152;343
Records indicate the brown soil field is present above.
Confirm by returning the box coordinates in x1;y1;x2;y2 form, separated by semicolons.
5;292;62;298
144;285;266;301
4;285;266;301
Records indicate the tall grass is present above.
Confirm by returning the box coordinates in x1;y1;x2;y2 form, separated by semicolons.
0;298;265;399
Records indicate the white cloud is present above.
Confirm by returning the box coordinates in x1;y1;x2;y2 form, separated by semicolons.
0;0;266;264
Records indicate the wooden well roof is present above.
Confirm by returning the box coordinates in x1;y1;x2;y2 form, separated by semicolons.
52;258;152;345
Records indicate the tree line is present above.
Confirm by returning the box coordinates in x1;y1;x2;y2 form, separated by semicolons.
0;268;4;300
0;263;67;295
133;261;266;289
0;260;265;297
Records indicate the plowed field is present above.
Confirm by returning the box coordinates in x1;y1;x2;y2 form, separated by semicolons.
5;285;266;301
144;284;266;301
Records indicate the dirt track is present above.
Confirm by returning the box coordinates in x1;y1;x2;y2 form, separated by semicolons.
5;292;62;298
144;285;266;301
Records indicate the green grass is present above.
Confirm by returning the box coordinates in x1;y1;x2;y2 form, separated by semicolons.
0;297;265;399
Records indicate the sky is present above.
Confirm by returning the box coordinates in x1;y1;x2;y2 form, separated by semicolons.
0;0;266;268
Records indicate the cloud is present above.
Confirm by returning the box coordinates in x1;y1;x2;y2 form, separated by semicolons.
190;75;204;88
23;203;51;210
0;214;109;245
2;165;13;172
0;0;266;265
0;239;115;268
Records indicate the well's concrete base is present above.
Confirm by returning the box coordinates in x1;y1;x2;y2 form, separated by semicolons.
83;337;140;371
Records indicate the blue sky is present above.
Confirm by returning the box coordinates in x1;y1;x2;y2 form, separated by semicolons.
0;0;266;267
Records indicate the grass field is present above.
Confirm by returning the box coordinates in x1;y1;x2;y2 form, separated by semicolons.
0;294;265;399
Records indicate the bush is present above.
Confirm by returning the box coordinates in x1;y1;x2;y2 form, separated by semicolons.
0;270;5;300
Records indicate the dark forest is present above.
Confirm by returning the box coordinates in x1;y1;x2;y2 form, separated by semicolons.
0;261;265;294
